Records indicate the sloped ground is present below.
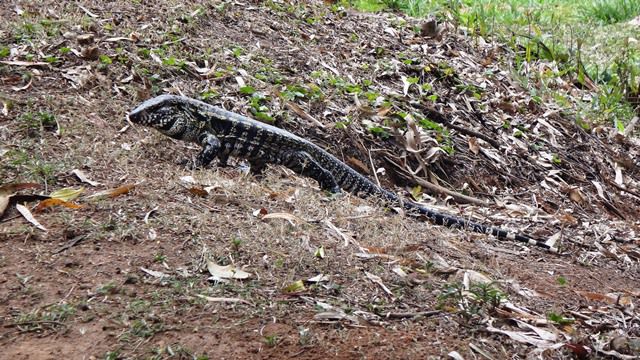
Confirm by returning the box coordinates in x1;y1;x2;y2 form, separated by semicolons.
1;1;639;359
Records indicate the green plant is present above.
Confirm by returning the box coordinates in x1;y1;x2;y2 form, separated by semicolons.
264;334;279;347
580;0;640;24
547;312;575;325
0;47;10;58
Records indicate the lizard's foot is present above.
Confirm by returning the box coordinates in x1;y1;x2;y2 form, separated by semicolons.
326;187;344;199
177;157;203;170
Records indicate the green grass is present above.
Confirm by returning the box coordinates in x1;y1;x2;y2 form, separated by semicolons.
580;0;640;24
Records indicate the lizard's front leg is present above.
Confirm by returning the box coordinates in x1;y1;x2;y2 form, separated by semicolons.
193;132;221;168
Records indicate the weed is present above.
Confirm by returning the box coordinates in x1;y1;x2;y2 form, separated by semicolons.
556;275;567;285
0;47;10;58
14;303;76;332
104;351;121;360
97;281;120;295
231;237;242;252
154;253;167;263
437;281;505;322
547;312;575;325
264;334;279;347
580;0;640;24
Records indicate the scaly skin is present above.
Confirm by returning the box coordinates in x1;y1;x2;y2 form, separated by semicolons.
128;94;558;253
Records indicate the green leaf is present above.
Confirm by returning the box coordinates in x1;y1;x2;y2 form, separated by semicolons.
282;280;305;293
99;55;112;65
239;86;256;95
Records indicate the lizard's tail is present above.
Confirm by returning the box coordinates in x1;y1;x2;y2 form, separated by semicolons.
312;146;558;253
403;200;559;253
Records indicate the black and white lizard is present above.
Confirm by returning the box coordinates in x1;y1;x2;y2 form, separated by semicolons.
128;94;558;253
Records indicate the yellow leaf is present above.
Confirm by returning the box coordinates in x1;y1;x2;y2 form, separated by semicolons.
282;280;306;293
50;187;84;201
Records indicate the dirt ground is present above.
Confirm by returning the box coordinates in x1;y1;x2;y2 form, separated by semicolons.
1;1;639;359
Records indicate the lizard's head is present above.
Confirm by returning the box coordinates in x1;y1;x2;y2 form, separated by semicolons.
128;94;186;130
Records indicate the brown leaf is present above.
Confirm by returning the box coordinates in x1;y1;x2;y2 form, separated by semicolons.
346;156;370;174
188;186;208;197
568;188;586;205
87;184;135;200
35;198;83;212
0;183;40;217
468;137;480;155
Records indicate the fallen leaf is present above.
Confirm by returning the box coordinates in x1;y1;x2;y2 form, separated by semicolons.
282;280;306;293
72;169;101;186
86;184;135;200
468;137;480;155
314;311;359;323
50;187;84;201
568;187;586;205
0;60;50;67
195;294;253;305
365;271;393;296
0;183;40;217
206;260;251;280
16;204;47;231
307;274;329;283
261;212;302;225
35;198;83;212
140;267;169;279
188;186;208;197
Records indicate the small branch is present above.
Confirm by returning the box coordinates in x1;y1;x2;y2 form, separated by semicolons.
410;174;491;206
384;310;441;319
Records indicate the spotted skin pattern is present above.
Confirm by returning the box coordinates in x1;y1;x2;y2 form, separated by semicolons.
129;95;558;253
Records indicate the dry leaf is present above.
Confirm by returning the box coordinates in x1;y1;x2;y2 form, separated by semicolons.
188;186;208;197
50;187;84;201
140;267;169;279
365;271;393;296
206;260;251;280
35;198;82;212
72;169;101;186
261;212;302;225
0;60;50;67
16;204;47;231
195;294;252;305
568;187;586;205
87;184;135;200
0;183;40;217
307;274;329;283
468;137;480;155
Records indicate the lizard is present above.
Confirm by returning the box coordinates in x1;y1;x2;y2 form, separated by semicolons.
128;94;558;253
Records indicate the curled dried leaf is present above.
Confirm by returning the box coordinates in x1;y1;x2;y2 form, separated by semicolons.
16;203;47;231
35;198;83;212
87;184;135;200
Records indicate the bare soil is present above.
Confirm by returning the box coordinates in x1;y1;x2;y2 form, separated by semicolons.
1;1;639;359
